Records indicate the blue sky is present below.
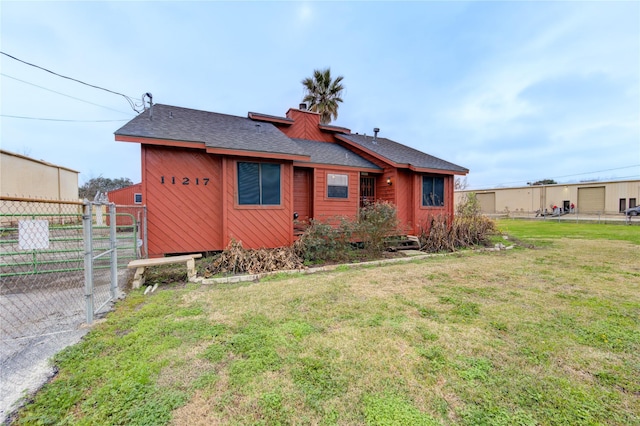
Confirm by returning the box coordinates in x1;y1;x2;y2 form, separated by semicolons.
2;1;639;190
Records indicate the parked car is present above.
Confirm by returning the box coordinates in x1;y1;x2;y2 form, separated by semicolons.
624;206;640;216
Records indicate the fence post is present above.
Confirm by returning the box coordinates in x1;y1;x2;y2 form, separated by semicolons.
109;203;118;300
143;205;148;258
83;201;94;324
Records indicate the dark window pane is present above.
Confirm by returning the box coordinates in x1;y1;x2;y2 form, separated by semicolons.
238;162;260;205
261;163;281;205
422;176;444;206
422;176;434;206
433;177;444;206
238;162;281;205
328;185;348;198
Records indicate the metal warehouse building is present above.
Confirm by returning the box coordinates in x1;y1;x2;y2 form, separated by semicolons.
455;179;639;216
1;150;80;226
1;149;79;201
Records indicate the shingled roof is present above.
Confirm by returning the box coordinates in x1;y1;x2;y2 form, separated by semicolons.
337;133;468;174
116;104;467;175
115;104;306;157
292;139;381;170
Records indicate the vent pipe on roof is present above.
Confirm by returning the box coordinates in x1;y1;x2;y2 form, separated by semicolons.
373;128;380;144
143;92;153;120
299;102;307;110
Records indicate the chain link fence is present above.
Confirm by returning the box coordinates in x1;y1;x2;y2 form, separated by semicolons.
488;208;638;225
0;197;145;420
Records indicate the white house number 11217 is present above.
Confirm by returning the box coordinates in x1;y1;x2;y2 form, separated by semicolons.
160;176;210;186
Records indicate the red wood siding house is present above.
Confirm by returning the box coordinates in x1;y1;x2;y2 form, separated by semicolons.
105;182;143;228
115;104;467;257
107;182;142;207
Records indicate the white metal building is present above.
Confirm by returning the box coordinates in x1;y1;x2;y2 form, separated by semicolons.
455;179;639;216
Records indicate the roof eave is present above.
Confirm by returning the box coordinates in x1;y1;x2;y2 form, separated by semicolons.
318;124;351;134
115;134;207;150
247;112;294;126
408;164;469;175
205;147;309;162
115;135;310;162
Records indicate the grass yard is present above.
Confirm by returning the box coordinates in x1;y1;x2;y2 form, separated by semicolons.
12;220;640;425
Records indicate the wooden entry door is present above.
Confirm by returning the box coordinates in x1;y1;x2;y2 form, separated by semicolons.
360;176;375;207
293;168;312;222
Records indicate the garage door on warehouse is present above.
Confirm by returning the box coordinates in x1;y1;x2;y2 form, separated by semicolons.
476;192;496;214
577;187;605;214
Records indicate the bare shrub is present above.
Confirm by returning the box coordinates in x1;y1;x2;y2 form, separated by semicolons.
419;193;497;253
419;214;455;253
205;239;304;276
451;214;496;247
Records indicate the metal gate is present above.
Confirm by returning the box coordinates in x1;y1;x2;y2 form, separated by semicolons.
0;197;146;418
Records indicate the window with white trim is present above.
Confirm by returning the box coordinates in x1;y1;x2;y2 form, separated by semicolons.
134;193;142;204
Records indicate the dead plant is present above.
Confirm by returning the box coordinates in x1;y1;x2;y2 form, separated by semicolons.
205;239;304;276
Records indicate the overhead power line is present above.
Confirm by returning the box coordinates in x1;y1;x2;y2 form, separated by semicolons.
1;114;130;123
476;164;640;189
1;73;134;116
538;165;640;182
1;51;143;113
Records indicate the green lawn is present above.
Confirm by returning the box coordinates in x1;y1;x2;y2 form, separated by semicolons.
12;221;640;425
496;218;640;245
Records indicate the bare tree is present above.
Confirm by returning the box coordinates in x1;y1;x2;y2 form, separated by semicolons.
79;176;133;199
454;177;469;190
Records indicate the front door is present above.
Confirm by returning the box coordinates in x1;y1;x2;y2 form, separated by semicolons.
293;168;312;223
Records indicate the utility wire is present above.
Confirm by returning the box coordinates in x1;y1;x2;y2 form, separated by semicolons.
472;164;640;189
1;51;142;113
1;114;130;123
536;165;640;182
1;73;134;116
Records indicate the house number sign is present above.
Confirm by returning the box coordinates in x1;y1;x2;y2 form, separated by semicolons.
160;176;210;186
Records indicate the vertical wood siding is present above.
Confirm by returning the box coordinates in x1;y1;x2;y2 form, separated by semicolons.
143;146;222;256
225;158;293;249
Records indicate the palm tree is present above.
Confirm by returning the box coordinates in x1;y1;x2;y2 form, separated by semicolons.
301;68;345;124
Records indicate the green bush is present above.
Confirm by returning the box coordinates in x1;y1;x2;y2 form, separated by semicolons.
357;201;401;255
295;201;403;263
294;217;355;264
